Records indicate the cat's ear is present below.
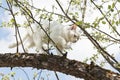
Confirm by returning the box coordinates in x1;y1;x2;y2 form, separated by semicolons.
71;24;77;30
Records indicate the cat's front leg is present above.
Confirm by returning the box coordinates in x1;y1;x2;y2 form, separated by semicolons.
35;48;45;54
35;41;45;54
35;41;48;54
65;42;72;49
55;36;68;56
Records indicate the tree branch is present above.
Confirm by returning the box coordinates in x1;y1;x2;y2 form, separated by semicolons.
55;0;120;72
82;0;87;22
91;25;120;42
6;0;26;53
24;2;66;18
91;0;120;37
0;53;120;80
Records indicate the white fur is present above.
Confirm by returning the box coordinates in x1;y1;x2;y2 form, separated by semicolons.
9;20;81;56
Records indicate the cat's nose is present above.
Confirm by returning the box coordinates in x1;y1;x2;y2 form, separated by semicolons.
78;36;80;40
73;39;77;43
75;38;79;42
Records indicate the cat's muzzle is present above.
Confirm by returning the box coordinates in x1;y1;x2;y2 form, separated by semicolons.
73;40;77;43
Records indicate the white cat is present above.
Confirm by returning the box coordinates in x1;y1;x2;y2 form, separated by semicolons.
9;20;81;56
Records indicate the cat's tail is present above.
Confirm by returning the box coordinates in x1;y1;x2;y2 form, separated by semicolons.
8;42;21;48
8;34;28;48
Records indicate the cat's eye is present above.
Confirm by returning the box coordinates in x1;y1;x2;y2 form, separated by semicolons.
74;34;77;37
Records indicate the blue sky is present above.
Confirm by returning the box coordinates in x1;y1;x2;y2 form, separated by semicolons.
0;28;11;40
0;0;7;24
0;0;10;40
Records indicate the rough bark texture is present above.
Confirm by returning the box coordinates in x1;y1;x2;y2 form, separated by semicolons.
0;53;120;80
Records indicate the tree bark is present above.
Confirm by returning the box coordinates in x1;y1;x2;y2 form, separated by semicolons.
0;53;120;80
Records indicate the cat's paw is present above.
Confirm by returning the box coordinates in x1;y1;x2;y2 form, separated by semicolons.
66;44;72;49
62;52;67;58
36;48;47;54
35;49;39;53
25;48;29;53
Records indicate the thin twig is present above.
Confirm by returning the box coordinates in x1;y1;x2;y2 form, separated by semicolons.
26;2;66;18
66;0;72;14
37;69;42;80
91;0;120;37
23;10;34;33
0;5;9;11
6;0;19;53
91;25;120;42
54;71;60;80
6;0;26;53
82;0;87;22
115;5;120;23
19;68;30;80
105;42;114;48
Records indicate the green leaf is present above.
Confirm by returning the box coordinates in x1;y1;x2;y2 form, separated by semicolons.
102;21;106;24
2;75;10;80
76;21;82;25
10;18;15;23
2;22;7;27
108;5;111;9
48;13;53;21
112;20;115;25
111;9;114;12
118;0;120;3
116;21;119;26
93;23;98;28
69;13;73;15
98;5;103;9
75;12;78;16
112;3;115;8
33;72;37;79
10;72;15;77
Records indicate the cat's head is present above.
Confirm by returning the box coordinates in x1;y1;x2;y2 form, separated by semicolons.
68;24;81;43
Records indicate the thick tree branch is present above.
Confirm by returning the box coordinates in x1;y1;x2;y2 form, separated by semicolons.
0;53;120;80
